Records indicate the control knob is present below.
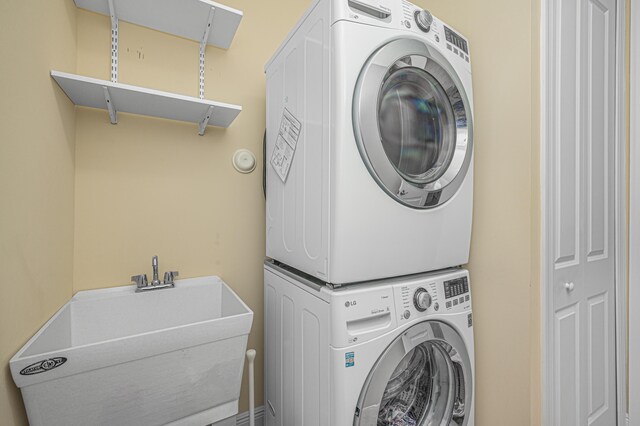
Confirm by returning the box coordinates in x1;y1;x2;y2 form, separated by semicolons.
413;287;432;312
414;9;433;33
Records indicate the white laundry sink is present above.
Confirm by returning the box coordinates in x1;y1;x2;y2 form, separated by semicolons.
10;276;253;426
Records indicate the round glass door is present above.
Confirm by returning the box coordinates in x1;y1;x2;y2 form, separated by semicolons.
354;321;472;426
378;67;456;186
353;39;473;209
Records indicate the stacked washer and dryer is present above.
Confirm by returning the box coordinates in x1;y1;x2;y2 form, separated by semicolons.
264;0;475;425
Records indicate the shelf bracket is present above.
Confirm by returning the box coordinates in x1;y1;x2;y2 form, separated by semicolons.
102;86;118;124
108;0;118;83
199;7;216;99
198;106;214;135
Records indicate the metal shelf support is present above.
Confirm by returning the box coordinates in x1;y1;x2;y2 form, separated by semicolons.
102;86;118;124
108;0;118;83
199;7;216;100
198;106;215;136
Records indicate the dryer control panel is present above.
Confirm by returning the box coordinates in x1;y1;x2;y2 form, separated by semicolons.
400;1;472;65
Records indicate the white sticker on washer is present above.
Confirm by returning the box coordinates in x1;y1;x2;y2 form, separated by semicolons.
270;108;302;182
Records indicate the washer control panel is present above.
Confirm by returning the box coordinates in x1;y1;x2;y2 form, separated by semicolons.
413;9;433;32
443;276;471;310
392;270;471;323
394;280;438;323
413;287;432;311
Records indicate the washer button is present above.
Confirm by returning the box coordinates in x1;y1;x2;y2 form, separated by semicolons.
453;299;458;306
403;310;411;319
434;302;439;311
446;301;452;308
465;295;470;301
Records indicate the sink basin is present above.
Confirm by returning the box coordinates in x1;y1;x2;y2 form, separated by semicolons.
10;276;253;426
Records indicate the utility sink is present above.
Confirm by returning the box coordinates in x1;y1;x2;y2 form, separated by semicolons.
10;276;253;426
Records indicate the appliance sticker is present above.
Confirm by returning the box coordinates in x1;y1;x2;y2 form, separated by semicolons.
345;352;355;368
270;108;302;182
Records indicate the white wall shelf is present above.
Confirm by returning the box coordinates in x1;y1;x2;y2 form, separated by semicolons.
52;71;242;133
75;0;243;49
57;0;243;134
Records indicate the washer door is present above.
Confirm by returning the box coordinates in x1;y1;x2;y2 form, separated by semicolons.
353;39;473;208
353;321;472;426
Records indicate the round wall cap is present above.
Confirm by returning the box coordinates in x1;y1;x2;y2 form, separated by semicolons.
232;149;256;174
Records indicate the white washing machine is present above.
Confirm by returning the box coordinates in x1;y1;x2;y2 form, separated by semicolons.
264;261;475;426
265;0;474;285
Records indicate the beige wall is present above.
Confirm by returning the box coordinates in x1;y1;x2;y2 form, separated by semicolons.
530;0;542;423
0;0;77;424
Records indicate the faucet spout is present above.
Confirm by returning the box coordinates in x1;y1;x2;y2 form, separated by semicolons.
151;255;160;285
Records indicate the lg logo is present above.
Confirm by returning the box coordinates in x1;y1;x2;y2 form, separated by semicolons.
345;300;357;308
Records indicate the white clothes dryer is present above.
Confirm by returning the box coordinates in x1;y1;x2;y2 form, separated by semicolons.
264;261;475;426
265;0;474;285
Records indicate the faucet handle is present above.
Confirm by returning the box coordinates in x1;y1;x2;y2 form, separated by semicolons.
131;274;148;288
163;271;179;285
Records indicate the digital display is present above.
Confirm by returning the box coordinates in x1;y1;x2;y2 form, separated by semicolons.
444;26;468;54
444;277;469;299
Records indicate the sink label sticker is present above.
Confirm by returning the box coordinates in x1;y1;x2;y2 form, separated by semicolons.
270;108;302;183
345;352;355;368
19;357;67;375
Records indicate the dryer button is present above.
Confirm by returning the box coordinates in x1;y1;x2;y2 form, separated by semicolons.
403;310;411;319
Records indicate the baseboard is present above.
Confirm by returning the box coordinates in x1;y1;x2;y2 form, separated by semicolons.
235;406;265;426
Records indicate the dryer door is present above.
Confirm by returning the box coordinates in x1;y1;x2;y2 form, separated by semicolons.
353;320;472;426
353;38;473;209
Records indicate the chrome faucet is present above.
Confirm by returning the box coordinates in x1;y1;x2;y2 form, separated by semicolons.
151;255;161;286
132;255;179;292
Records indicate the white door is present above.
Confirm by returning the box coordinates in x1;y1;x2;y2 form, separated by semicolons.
546;0;618;424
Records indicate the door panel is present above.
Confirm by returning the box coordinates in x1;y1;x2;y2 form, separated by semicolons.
554;305;580;426
554;0;580;268
586;0;611;262
549;0;617;424
587;293;609;422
